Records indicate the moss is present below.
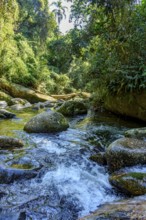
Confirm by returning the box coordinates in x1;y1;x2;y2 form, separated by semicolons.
0;109;41;137
90;153;107;165
126;172;146;180
110;172;146;196
10;163;34;170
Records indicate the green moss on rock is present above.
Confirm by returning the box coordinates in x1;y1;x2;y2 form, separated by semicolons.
24;110;69;133
125;127;146;139
109;172;146;196
106;138;146;172
57;100;87;116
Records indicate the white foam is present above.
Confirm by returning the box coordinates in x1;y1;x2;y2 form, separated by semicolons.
42;163;118;217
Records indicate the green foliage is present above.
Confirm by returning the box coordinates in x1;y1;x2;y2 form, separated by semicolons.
1;0;146;99
51;0;68;25
66;0;146;98
17;0;56;44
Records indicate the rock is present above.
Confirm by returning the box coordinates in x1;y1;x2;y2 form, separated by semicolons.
57;100;87;116
0;78;56;103
43;100;57;108
24;110;69;133
32;102;45;110
10;103;32;110
11;98;28;105
32;101;56;110
0;109;16;119
125;127;146;139
0;136;24;148
90;153;107;165
104;91;146;122
0;101;7;109
0;167;37;184
106;138;146;172
109;171;146;196
79;197;146;220
10;104;26;110
9;156;40;170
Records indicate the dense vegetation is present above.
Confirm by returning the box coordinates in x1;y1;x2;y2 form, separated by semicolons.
0;0;146;98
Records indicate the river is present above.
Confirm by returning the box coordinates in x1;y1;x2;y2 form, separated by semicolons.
0;110;144;220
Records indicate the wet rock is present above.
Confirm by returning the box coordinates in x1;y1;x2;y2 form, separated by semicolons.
0;109;16;119
24;110;69;133
0;167;37;184
57;100;87;116
79;197;146;220
125;127;146;139
106;138;146;172
109;171;146;196
0;101;7;109
90;153;107;165
9;156;40;170
0;136;24;149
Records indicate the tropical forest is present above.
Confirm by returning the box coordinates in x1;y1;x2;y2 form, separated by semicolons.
0;0;146;219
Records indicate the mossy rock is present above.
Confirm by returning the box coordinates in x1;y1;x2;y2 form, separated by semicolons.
57;100;87;116
0;136;24;148
24;110;69;133
109;172;146;196
0;109;16;119
106;138;146;172
90;153;107;165
0;167;37;184
104;91;146;122
125;127;146;139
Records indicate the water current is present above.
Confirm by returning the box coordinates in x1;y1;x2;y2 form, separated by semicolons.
0;111;143;220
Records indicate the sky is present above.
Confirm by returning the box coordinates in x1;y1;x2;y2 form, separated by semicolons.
49;0;74;34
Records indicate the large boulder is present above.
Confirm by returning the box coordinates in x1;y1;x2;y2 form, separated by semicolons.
106;138;146;172
79;197;146;220
0;78;56;103
109;171;146;196
0;136;24;149
125;127;146;139
57;100;87;116
24;110;69;133
104;91;146;122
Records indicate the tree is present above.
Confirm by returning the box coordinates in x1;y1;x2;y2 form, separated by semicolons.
17;0;56;45
51;0;68;25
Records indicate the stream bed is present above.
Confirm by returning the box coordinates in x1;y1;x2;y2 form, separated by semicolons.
0;110;144;220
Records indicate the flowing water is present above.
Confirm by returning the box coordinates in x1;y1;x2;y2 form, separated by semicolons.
0;110;144;220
